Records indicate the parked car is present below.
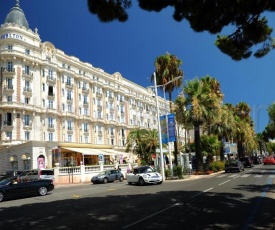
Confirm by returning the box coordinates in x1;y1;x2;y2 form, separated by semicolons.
225;160;244;173
126;166;163;185
239;157;254;168
91;169;124;184
253;156;263;164
38;169;54;180
263;156;275;165
0;176;54;202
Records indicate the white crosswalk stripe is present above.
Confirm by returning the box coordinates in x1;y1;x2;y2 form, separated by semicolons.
240;174;250;177
254;175;262;178
214;174;265;179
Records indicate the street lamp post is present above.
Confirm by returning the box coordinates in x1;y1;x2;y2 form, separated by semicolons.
152;73;183;181
153;72;165;181
162;75;182;178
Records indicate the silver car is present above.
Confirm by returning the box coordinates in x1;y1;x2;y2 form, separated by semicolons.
91;169;124;184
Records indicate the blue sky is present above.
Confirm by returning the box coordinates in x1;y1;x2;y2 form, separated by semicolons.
1;0;275;133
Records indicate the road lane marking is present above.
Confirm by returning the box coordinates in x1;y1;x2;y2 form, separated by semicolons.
191;187;213;198
241;174;250;177
217;175;227;178
254;175;262;178
233;175;240;179
218;180;230;186
242;178;272;230
122;202;183;229
228;175;239;178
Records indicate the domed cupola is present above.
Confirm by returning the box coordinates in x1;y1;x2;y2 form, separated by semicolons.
4;0;29;29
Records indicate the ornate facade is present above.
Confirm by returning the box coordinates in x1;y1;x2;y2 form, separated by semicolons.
0;1;183;173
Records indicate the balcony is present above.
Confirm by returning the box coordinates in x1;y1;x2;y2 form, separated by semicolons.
22;71;33;80
23;123;32;130
3;121;13;130
47;124;55;132
108;96;114;101
82;87;89;94
3;85;14;94
96;92;102;98
65;82;73;89
98;131;103;136
2;68;15;77
97;104;102;110
83;101;89;108
46;76;56;84
23;87;32;97
83;129;89;134
67;98;73;104
67;126;73;134
47;93;55;100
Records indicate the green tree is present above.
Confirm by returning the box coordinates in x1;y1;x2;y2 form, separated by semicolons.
173;93;193;153
125;128;159;165
183;76;222;171
211;103;236;161
234;101;256;157
151;52;184;165
263;103;275;140
200;134;221;171
88;0;275;60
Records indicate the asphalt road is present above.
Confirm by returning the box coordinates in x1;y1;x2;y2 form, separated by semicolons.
0;164;274;230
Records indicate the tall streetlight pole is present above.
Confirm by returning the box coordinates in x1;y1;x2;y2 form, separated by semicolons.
162;75;183;177
153;72;165;181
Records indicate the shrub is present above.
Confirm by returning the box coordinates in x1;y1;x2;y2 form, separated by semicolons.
209;161;225;172
173;165;184;179
164;168;171;179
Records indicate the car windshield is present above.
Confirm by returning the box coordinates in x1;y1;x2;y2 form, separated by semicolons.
20;171;30;176
98;171;109;175
0;177;13;185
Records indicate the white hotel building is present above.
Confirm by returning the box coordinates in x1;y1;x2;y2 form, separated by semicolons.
0;1;185;173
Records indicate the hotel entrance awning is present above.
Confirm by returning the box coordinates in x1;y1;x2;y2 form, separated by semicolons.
62;147;125;156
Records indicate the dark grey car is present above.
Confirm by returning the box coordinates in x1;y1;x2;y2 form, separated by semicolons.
225;160;244;173
91;169;124;184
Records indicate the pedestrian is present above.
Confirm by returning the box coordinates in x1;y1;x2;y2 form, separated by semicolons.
117;166;121;172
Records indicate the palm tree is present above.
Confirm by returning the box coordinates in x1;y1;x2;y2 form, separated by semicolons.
174;93;193;153
183;76;223;172
211;103;236;161
126;128;160;165
152;52;184;165
234;102;253;157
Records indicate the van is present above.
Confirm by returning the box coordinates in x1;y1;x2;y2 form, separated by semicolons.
39;169;54;180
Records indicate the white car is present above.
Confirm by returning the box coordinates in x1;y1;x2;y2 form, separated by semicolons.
127;166;163;185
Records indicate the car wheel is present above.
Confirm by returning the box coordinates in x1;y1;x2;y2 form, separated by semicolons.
238;168;241;172
38;186;48;196
119;176;124;182
138;177;145;186
103;178;108;184
0;192;4;202
128;182;132;185
157;181;163;185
